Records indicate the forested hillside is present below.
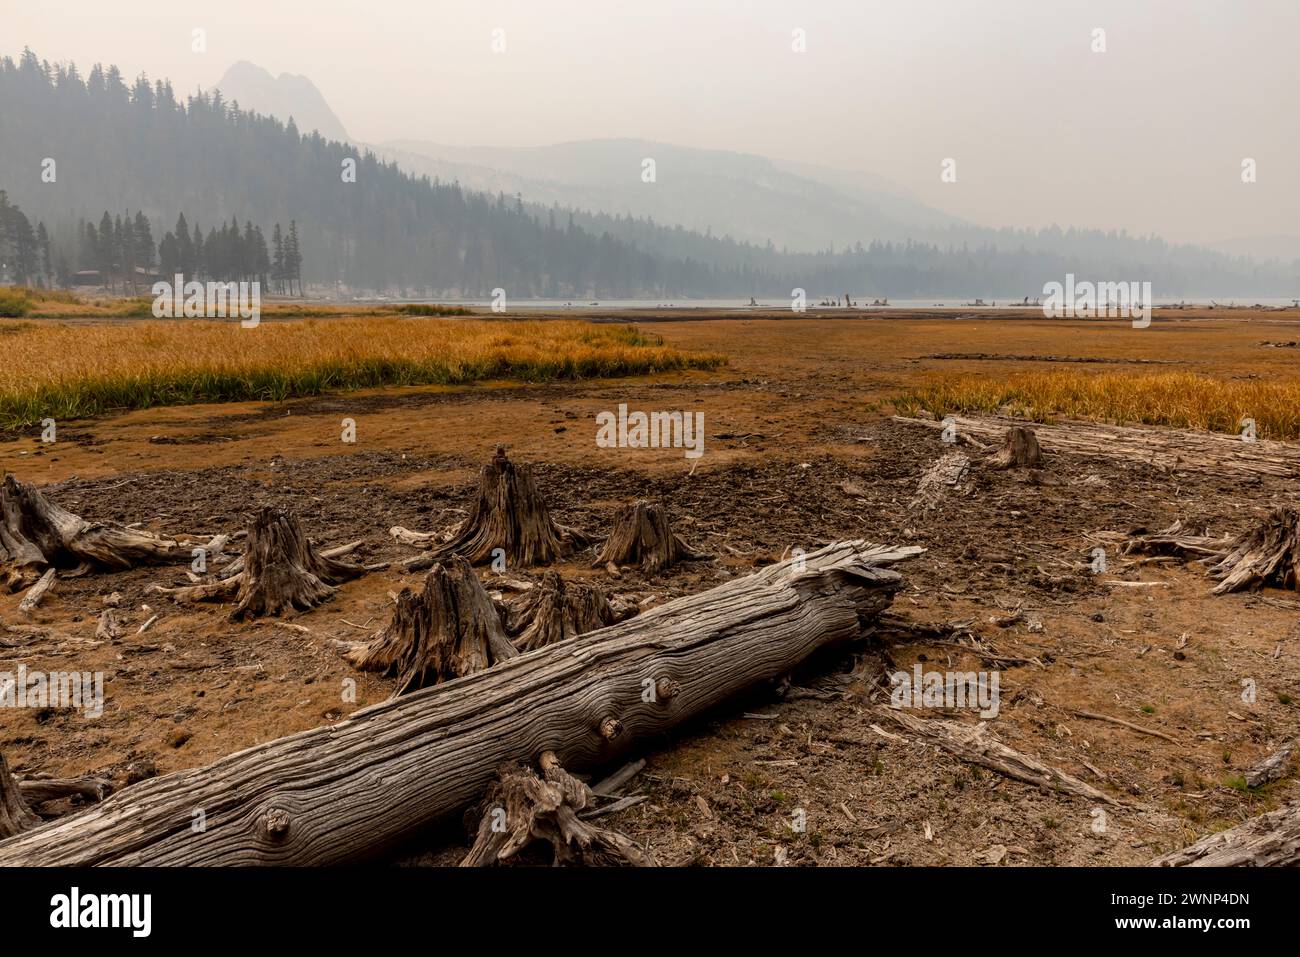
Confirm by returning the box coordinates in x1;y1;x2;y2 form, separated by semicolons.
2;48;1295;298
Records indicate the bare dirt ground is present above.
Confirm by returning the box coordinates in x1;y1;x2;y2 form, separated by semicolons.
3;311;1298;866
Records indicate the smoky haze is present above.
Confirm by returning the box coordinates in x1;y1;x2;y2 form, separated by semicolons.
7;0;1300;251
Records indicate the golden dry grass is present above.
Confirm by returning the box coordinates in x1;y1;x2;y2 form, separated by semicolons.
896;369;1300;439
0;318;724;429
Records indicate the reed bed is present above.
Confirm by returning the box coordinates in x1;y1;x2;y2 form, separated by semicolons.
895;369;1300;440
0;318;724;429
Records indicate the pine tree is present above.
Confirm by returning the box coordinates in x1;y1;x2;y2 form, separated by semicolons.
132;211;154;274
192;222;204;278
271;223;284;295
174;213;193;277
285;221;302;295
97;211;115;290
36;221;52;286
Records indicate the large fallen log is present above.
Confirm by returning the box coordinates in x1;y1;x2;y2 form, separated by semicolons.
895;414;1300;479
0;474;216;592
0;540;919;865
1152;801;1300;866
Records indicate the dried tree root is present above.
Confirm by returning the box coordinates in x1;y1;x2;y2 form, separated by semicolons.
391;447;590;568
989;426;1044;469
593;499;709;573
0;754;40;838
505;570;620;652
345;556;518;694
0;474;214;592
150;506;364;619
1122;520;1230;561
461;751;654;867
1152;800;1300;866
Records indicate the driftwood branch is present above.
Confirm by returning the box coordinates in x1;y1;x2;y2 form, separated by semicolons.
876;707;1119;806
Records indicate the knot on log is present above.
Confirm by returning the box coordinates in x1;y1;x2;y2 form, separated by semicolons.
655;677;680;702
262;807;292;841
598;717;624;741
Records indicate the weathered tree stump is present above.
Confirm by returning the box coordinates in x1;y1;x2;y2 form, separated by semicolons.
1207;506;1300;594
0;474;213;592
990;426;1044;469
593;500;709;573
461;751;653;867
152;506;364;619
390;447;590;568
505;570;620;652
0;755;39;839
344;556;518;694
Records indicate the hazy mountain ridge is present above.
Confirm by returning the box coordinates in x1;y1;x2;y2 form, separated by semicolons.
213;60;350;144
2;49;1296;298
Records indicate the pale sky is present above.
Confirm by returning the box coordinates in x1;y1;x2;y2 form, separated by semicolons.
7;0;1299;245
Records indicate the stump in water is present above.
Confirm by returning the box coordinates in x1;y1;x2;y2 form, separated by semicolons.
505;570;620;652
345;557;518;694
461;752;654;867
1207;506;1300;594
0;754;39;839
990;426;1044;469
153;506;364;619
593;499;709;574
392;447;590;568
0;474;212;592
